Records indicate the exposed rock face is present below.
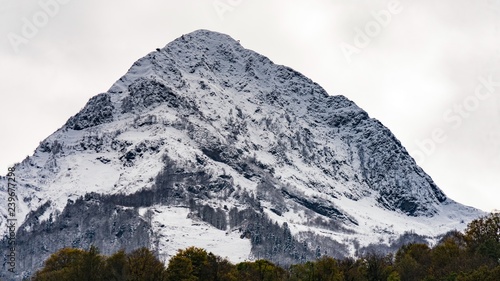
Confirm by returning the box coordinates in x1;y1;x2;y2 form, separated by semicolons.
0;29;482;280
66;93;115;130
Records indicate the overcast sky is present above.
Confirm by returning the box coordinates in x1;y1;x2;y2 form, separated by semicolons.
1;0;499;212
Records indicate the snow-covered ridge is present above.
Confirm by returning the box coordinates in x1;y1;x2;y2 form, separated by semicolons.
0;29;483;278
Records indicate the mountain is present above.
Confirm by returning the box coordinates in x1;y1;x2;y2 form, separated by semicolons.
0;29;482;279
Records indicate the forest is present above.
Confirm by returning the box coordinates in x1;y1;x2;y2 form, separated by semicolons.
30;212;499;281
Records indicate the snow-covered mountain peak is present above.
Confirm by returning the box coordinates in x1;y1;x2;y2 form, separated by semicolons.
0;29;483;279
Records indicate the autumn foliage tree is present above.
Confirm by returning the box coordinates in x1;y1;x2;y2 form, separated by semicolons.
237;259;287;281
32;247;86;281
289;257;342;281
102;249;129;281
126;247;168;281
166;246;240;281
465;212;500;260
394;243;431;281
32;246;166;281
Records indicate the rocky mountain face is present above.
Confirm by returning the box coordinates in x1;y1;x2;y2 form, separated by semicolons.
0;30;482;279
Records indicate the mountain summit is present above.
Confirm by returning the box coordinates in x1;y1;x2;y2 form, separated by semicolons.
1;30;481;278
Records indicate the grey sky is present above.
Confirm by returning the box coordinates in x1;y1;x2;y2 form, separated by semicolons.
1;0;499;212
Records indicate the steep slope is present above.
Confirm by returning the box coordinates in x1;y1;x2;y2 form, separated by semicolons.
0;30;482;279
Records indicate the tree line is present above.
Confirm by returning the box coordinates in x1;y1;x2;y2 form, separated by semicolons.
31;212;500;281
